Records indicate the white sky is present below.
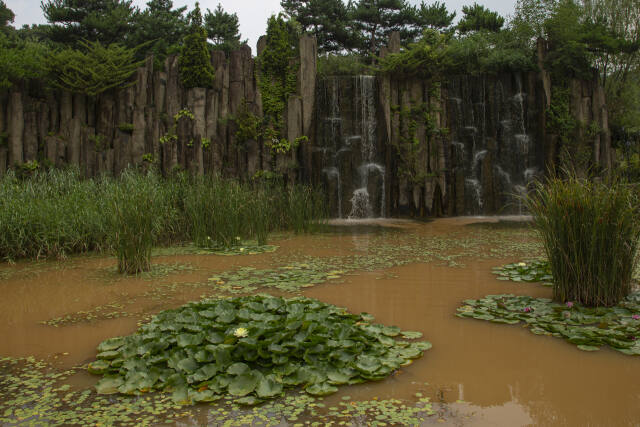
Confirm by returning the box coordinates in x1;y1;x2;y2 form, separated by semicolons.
7;0;517;54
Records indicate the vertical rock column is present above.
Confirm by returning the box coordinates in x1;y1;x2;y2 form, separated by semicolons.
8;90;24;166
298;35;317;182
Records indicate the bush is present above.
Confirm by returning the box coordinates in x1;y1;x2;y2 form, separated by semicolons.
179;3;214;89
526;176;640;306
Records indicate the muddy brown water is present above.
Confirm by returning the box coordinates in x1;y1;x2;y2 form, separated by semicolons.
1;217;639;426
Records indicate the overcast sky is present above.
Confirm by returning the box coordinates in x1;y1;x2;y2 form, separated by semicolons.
7;0;517;54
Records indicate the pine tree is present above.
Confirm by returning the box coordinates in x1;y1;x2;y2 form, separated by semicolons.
204;4;242;53
129;0;187;62
40;0;137;46
179;2;214;88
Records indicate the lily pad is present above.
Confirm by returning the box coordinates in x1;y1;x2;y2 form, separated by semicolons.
90;295;431;404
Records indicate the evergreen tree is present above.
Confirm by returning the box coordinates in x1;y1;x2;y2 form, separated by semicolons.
414;1;455;30
40;0;138;46
281;0;358;52
204;4;242;53
179;2;214;88
129;0;187;62
0;0;14;35
457;3;505;34
351;0;419;54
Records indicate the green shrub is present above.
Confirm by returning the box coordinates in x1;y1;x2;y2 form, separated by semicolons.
107;170;168;274
46;40;144;96
179;3;214;89
526;175;640;306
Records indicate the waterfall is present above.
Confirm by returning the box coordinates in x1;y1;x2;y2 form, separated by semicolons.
446;74;542;215
316;75;386;219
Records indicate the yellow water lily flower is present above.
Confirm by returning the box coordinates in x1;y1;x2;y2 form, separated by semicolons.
233;327;248;338
518;262;527;267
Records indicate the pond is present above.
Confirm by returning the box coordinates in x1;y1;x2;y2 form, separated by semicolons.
0;217;638;426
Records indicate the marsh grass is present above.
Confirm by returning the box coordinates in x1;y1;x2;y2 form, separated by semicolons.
184;178;327;249
526;176;640;306
0;169;327;264
108;171;168;274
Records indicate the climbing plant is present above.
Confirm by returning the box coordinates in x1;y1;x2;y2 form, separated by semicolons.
391;86;446;185
257;14;301;154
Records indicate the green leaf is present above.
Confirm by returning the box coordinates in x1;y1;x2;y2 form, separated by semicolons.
256;375;283;398
95;376;124;394
228;372;260;396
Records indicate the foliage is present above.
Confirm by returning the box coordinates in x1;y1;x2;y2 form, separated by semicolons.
46;39;145;96
390;100;442;184
107;170;172;274
526;175;640;306
129;0;187;64
233;102;262;144
90;295;431;404
457;3;505;34
351;0;418;54
379;28;535;77
0;169;110;260
179;2;215;89
160;108;194;145
492;259;553;285
317;53;372;76
281;0;359;53
184;177;326;249
414;1;455;30
0;0;14;34
378;29;451;78
0;33;48;88
458;293;640;354
41;0;137;46
204;4;242;53
258;14;300;154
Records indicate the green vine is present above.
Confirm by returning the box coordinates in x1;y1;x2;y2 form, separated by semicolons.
392;95;444;184
160;109;195;145
257;14;300;154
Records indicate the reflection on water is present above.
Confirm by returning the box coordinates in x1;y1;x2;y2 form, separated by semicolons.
0;218;639;426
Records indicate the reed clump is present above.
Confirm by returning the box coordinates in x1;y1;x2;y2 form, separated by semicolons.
0;168;327;266
526;176;640;307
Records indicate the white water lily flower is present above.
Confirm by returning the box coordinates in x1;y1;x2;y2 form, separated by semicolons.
518;262;527;267
233;327;248;338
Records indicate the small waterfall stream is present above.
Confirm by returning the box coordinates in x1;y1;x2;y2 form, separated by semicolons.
316;76;386;219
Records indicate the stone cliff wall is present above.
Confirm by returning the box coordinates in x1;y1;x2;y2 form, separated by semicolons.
0;35;610;217
0;37;316;181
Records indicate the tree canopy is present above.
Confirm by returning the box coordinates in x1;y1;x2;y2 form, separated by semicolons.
40;0;138;46
204;4;242;52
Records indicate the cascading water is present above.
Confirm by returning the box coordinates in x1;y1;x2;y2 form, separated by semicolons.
446;73;544;214
315;76;386;219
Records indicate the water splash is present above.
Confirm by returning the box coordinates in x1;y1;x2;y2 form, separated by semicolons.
348;188;372;219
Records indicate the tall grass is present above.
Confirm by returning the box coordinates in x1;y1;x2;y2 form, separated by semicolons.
108;171;169;274
183;177;327;249
526;176;640;307
0;168;327;265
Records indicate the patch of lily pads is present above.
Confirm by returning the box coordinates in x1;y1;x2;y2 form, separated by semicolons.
152;243;278;257
0;356;437;426
89;294;431;405
208;263;346;293
457;293;640;354
492;259;553;286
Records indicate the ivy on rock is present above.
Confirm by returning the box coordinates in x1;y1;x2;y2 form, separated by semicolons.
90;295;431;405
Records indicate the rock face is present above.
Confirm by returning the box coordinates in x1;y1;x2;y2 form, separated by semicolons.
0;34;611;217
